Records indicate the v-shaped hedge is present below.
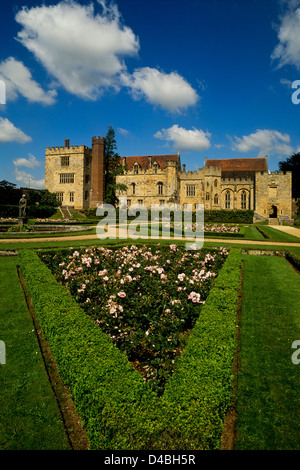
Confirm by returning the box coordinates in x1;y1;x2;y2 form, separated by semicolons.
19;246;242;450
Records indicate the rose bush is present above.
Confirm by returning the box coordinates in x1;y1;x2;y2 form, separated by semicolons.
40;244;228;394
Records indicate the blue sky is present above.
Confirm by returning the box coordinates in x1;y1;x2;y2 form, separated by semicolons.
1;0;300;188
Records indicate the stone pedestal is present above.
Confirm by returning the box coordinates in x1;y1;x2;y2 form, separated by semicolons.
18;217;28;226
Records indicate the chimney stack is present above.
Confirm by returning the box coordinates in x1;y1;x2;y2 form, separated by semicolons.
65;139;70;148
182;164;186;172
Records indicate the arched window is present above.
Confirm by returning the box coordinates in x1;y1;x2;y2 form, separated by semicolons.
153;163;158;174
214;179;218;187
241;190;247;209
214;194;219;204
225;190;231;209
205;192;210;201
131;182;136;195
158;182;163;195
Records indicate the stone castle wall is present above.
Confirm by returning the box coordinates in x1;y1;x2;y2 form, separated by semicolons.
44;138;292;218
45;143;92;209
255;171;292;218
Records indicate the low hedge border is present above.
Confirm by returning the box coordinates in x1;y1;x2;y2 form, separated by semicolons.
285;250;300;271
18;246;242;450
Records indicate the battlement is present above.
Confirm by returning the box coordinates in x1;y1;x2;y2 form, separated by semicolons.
46;144;92;154
221;176;253;183
256;170;292;177
180;168;204;179
269;170;292;176
204;165;222;175
92;136;105;144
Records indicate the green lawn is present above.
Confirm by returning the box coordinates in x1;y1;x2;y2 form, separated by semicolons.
0;256;70;450
235;255;300;450
257;225;300;242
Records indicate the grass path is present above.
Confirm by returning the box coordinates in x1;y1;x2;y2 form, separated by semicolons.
0;256;70;450
235;255;300;450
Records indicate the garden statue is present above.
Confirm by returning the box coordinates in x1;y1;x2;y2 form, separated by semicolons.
18;194;27;218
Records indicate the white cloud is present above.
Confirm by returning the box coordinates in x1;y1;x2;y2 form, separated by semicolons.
13;153;40;168
14;169;44;189
154;125;211;151
271;3;300;69
231;129;293;156
122;67;199;113
0;57;57;104
0;117;32;143
15;0;140;100
117;127;129;136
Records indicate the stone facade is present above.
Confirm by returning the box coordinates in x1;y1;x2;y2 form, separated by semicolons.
44;136;292;219
45;137;105;210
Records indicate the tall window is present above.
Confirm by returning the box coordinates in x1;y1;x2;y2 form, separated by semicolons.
225;190;231;209
214;179;218;187
205;192;210;201
153;163;158;174
241;190;247;209
59;173;74;184
186;184;195;197
134;163;138;174
214;194;219;204
61;156;69;166
132;182;136;195
56;192;64;202
69;192;74;203
158;182;163;195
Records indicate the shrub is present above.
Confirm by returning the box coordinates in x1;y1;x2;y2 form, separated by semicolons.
0;204;19;217
27;205;57;218
203;210;254;224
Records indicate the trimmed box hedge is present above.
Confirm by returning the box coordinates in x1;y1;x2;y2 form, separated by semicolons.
19;246;242;450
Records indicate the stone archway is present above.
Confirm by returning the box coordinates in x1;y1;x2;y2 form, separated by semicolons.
269;205;278;218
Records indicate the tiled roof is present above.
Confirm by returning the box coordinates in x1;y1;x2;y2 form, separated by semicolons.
122;154;180;170
206;157;268;172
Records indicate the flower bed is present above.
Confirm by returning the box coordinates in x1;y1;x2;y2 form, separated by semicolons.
19;245;242;449
40;244;228;394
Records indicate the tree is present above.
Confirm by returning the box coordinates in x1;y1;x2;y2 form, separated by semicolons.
278;153;300;199
104;126;127;206
27;189;61;207
0;180;21;205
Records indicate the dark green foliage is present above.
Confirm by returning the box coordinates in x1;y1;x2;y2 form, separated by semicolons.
0;180;21;205
203;210;254;224
0;204;19;217
27;205;57;218
26;189;61;208
278;153;300;199
104;126;127;206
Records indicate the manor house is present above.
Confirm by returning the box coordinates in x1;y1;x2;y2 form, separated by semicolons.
44;136;293;221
